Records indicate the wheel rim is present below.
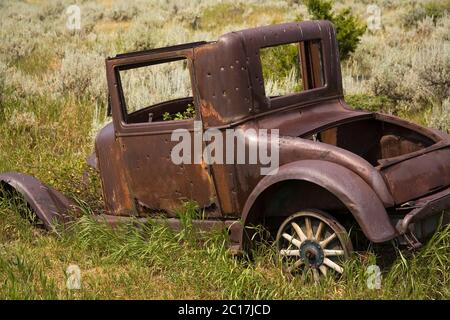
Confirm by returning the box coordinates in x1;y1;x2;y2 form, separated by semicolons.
276;210;352;281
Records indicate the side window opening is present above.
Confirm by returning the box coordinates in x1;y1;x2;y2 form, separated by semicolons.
260;40;325;98
260;43;303;97
118;58;195;124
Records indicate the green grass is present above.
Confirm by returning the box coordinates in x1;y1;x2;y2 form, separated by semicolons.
0;193;449;299
0;94;104;207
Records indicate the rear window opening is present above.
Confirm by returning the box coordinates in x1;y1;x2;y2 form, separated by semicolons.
303;118;436;166
260;40;325;98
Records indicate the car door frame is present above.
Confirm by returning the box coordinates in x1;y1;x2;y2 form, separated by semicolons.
105;48;219;215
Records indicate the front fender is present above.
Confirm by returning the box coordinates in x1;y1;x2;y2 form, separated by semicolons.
0;172;76;231
241;160;397;243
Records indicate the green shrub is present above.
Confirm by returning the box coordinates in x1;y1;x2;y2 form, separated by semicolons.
55;50;106;102
162;104;195;121
345;93;393;113
306;0;333;20
260;44;299;81
306;0;366;60
369;41;450;113
260;44;303;96
427;99;450;132
403;1;450;27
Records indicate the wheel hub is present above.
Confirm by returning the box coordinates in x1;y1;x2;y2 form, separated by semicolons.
299;240;324;267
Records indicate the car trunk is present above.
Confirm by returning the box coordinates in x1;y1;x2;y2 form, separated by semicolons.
306;116;450;204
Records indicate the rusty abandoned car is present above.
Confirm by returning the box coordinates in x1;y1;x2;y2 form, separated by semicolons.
1;21;449;279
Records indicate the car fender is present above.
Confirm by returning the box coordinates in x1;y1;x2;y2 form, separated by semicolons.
241;160;397;243
0;172;76;231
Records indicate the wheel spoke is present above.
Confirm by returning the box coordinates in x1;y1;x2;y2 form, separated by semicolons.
315;221;324;240
280;249;300;257
320;233;336;248
323;258;343;274
287;259;304;273
305;217;313;239
282;233;302;248
319;265;327;276
291;222;307;242
312;268;320;282
287;259;304;272
323;249;345;257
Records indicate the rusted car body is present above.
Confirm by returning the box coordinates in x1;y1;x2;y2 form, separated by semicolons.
1;21;449;275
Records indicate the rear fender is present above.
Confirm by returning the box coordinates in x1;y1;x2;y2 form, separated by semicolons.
241;160;397;244
0;172;76;231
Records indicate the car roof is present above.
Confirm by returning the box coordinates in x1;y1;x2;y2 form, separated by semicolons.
194;20;344;127
109;41;209;60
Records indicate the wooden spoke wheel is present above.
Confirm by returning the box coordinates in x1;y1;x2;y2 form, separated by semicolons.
275;210;353;281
